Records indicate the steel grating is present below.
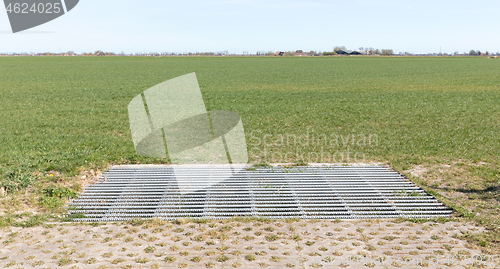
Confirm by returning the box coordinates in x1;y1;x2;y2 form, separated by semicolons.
68;165;452;221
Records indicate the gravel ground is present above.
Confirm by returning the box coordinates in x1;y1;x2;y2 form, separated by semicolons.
0;219;488;269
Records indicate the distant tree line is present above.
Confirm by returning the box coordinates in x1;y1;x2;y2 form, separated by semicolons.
2;48;498;57
469;50;490;56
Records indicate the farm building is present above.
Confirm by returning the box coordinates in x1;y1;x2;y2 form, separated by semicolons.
336;49;353;55
295;50;306;56
337;49;368;55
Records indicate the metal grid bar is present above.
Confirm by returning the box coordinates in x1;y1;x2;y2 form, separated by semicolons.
69;165;452;221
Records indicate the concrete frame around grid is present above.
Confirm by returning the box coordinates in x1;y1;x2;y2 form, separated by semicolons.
69;165;452;222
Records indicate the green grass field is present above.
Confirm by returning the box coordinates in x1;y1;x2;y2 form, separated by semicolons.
1;56;499;251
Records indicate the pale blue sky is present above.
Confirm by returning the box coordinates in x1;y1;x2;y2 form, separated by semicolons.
1;0;499;54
